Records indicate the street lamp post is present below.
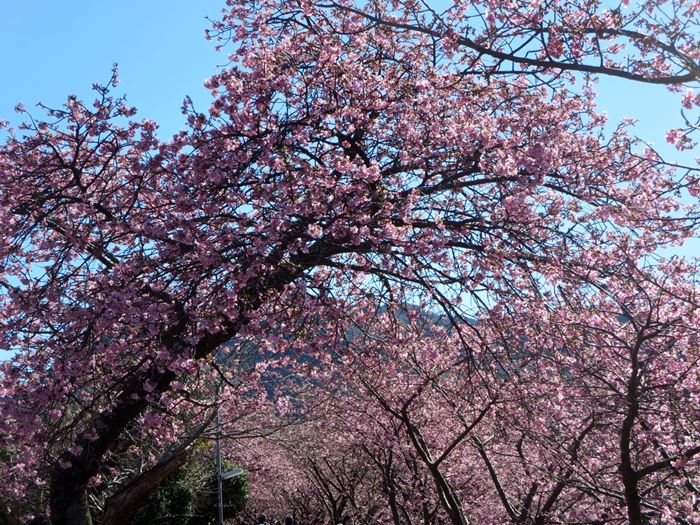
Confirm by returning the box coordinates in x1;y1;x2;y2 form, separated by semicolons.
216;406;225;525
215;402;244;524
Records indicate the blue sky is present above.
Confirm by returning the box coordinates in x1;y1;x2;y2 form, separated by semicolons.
0;1;692;140
1;0;221;135
0;1;692;146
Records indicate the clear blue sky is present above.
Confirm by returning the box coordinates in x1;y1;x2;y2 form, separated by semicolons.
1;0;221;136
0;1;692;147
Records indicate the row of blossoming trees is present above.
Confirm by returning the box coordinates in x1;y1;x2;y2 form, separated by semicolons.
232;269;700;524
0;0;699;523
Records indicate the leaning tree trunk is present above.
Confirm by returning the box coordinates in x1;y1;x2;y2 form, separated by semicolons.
49;242;352;524
101;448;189;525
101;414;214;525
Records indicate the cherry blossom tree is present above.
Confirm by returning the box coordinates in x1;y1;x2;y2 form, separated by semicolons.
236;273;700;524
0;0;698;523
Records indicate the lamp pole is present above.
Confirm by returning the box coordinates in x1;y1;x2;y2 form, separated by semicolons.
216;396;224;524
214;371;244;524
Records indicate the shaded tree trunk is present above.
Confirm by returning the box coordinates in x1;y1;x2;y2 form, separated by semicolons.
101;447;190;525
48;239;358;524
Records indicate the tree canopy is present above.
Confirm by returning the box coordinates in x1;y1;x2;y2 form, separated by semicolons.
0;1;698;524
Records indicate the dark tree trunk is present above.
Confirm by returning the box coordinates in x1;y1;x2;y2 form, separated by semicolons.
101;414;213;525
47;240;362;524
101;447;189;525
